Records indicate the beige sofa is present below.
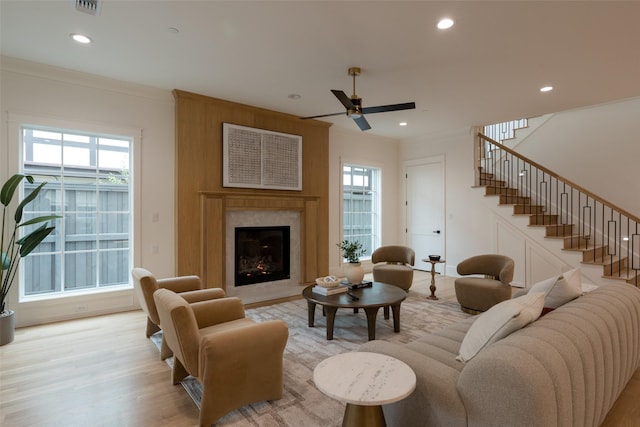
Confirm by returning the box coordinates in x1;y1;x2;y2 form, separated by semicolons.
360;283;640;426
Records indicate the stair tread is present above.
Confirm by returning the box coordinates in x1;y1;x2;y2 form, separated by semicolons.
603;271;639;281
563;247;593;252
499;197;531;205
563;242;607;250
583;256;625;265
563;234;598;241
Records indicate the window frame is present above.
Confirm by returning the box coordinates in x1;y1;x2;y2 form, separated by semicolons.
340;162;382;262
7;113;141;305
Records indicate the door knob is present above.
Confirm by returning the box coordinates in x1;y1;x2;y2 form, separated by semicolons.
433;230;441;234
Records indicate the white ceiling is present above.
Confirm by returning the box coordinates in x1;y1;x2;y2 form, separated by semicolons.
2;0;640;139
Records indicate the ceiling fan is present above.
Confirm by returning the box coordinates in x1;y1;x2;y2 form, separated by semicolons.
300;67;416;131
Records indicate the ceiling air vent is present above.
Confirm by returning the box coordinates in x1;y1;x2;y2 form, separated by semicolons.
74;0;102;16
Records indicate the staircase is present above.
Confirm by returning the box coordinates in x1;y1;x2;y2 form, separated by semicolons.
476;133;639;286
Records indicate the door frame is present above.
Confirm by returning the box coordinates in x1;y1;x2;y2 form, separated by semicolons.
402;155;446;271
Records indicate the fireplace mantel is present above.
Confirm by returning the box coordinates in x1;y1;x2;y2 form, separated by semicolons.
200;191;320;292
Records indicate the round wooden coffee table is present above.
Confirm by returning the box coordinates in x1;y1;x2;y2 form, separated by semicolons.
302;282;407;340
314;351;416;427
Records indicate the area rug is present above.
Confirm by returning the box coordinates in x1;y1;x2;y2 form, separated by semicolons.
153;285;469;426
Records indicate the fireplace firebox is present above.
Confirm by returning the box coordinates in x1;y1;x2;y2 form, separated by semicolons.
235;226;290;286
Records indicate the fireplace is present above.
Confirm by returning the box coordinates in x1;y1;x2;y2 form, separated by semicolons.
224;208;301;303
234;226;291;286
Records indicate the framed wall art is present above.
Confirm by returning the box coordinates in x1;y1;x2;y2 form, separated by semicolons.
223;123;302;191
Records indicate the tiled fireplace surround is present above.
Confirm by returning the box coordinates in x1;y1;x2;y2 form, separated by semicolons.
199;192;321;304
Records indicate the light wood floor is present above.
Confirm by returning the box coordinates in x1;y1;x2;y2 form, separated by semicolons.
1;273;639;426
0;309;199;427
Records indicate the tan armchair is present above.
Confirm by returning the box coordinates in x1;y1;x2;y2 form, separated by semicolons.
454;254;514;314
372;245;415;291
131;267;226;359
153;288;289;427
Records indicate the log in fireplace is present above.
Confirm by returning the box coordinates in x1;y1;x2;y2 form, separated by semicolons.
234;226;291;286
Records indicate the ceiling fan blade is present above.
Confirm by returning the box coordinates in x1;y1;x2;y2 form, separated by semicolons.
331;90;356;109
361;102;416;115
353;115;371;131
300;112;345;119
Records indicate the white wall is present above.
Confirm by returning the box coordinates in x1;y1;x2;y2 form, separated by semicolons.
515;97;640;217
399;128;500;277
328;126;401;277
400;97;640;285
1;57;175;326
398;127;583;284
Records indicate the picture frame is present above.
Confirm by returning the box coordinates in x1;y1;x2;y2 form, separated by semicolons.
223;123;302;191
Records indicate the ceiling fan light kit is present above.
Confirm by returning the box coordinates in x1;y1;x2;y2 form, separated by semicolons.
301;67;416;131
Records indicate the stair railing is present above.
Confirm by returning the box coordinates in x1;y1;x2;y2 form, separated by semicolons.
483;119;528;143
476;133;639;286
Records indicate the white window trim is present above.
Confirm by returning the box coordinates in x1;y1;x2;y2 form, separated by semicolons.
339;160;382;265
6;112;141;325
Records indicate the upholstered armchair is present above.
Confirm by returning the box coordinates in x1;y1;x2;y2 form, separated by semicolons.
131;267;226;359
153;288;289;427
371;245;416;291
454;254;514;314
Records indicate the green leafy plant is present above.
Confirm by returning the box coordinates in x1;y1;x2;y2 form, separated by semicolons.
1;174;59;314
336;240;366;264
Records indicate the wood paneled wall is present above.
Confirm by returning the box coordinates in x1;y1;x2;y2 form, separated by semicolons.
173;90;330;288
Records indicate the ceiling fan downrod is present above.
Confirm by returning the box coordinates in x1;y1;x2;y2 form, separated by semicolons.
348;67;361;99
348;67;362;118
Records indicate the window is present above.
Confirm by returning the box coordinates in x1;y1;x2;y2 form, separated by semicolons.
20;125;133;298
342;164;381;259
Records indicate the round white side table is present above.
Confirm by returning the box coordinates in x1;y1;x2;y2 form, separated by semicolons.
313;351;416;427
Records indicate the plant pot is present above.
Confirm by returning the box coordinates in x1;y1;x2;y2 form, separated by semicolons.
0;310;15;346
346;262;365;284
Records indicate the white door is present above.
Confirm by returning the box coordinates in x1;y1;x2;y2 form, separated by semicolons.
405;158;445;272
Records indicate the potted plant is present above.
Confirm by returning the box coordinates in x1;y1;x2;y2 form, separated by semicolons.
1;174;59;346
336;239;366;284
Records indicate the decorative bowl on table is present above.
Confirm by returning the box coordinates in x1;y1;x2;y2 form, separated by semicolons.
428;255;441;261
315;276;342;288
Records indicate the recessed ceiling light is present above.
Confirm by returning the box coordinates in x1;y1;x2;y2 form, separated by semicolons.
399;122;408;126
168;27;180;34
540;86;553;92
70;33;92;44
437;18;454;30
288;94;302;100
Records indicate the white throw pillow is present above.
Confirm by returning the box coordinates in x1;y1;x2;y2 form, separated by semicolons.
457;292;545;363
529;268;582;309
562;268;582;292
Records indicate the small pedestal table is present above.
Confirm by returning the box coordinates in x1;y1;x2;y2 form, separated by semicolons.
422;258;446;300
313;351;416;427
